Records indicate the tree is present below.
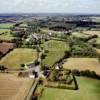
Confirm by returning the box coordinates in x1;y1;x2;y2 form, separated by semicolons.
21;64;25;68
0;65;6;72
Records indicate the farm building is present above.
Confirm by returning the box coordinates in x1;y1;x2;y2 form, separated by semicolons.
0;42;14;54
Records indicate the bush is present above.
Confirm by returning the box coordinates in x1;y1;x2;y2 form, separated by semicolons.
41;53;47;59
21;64;25;67
71;69;100;80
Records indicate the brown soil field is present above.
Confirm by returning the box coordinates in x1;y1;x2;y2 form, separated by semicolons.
84;31;100;37
63;58;100;75
0;42;14;54
0;73;33;100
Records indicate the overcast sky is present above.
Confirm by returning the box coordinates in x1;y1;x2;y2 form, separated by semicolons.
0;0;100;14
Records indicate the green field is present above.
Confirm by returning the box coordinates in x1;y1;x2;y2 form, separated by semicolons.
41;40;70;68
40;77;100;100
0;48;37;69
0;23;14;40
0;30;14;40
89;38;100;45
72;32;90;39
0;23;14;29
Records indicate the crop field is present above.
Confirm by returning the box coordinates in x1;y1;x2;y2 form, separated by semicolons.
0;73;33;100
0;23;14;29
63;58;100;75
0;48;37;69
41;40;70;68
84;31;100;37
40;77;100;100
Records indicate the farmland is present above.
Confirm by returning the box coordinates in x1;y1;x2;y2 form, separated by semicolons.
0;23;14;29
84;31;100;37
0;23;14;41
40;77;100;100
0;48;37;69
0;31;14;41
41;40;70;68
72;32;91;38
0;73;33;100
63;58;100;75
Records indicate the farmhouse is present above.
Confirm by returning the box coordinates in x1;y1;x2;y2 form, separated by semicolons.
0;42;14;54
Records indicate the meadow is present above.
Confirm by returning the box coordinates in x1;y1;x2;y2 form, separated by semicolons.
0;23;14;29
41;40;70;68
0;48;37;69
40;77;100;100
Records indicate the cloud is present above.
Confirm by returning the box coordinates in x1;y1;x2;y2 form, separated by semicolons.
0;0;100;14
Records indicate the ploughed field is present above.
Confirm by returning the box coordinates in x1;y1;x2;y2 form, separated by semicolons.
0;73;33;100
40;77;100;100
63;58;100;75
0;48;37;69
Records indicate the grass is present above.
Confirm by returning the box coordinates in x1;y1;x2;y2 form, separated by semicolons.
89;38;100;45
0;23;14;29
40;77;100;100
41;40;70;68
0;30;14;41
63;58;100;75
0;48;37;69
0;23;15;41
41;28;64;34
84;31;100;37
72;32;90;39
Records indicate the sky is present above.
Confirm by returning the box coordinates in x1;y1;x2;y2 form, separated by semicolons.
0;0;100;14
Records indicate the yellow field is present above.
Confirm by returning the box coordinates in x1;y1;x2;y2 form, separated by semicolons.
84;31;100;37
63;58;100;75
95;48;100;54
0;48;37;69
0;73;33;100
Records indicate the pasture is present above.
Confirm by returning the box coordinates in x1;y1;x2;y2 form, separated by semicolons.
0;23;14;29
0;73;33;100
63;58;100;75
0;30;14;40
41;40;70;68
72;32;91;38
0;48;37;69
40;77;100;100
